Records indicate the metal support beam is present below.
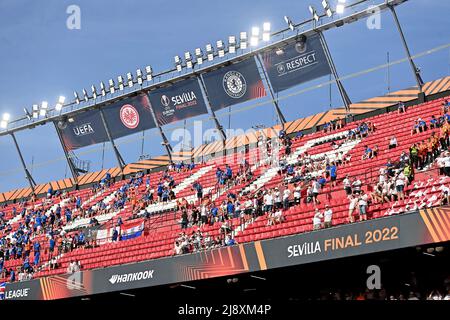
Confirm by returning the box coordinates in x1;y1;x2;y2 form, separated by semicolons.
99;109;126;171
317;31;352;111
10;132;36;192
197;77;227;141
255;54;287;125
147;105;173;162
388;4;424;92
53;122;79;183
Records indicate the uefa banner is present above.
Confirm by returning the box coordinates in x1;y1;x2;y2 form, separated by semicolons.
3;208;450;300
57;93;156;150
56;109;109;150
201;57;267;112
148;78;209;126
261;34;331;93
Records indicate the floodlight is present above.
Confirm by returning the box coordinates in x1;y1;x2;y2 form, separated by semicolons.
174;55;182;71
0;120;7;129
126;72;133;87
109;79;116;94
55;95;65;111
309;6;320;21
228;36;236;54
217;40;224;57
145;66;153;81
91;85;97;99
240;32;247;49
284;16;295;31
321;0;332;17
32;104;39;118
250;27;260;46
74;91;80;104
262;22;270;41
24;108;32;120
2;113;10;121
184;52;193;68
82;88;89;102
206;44;214;61
136;69;143;85
118;76;124;90
336;0;346;14
195;48;203;65
100;81;106;96
40;101;48;117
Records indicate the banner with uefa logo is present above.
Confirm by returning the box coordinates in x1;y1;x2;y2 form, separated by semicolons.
55;109;108;150
261;34;331;93
201;57;267;112
56;93;155;150
147;77;209;126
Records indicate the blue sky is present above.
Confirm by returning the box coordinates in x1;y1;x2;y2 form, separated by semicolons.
0;0;449;192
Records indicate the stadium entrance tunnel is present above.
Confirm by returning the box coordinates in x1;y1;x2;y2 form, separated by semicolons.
69;241;449;302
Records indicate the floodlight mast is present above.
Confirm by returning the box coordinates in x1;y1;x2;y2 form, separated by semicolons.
388;4;424;92
99;109;126;173
197;77;227;142
255;54;287;126
10;132;36;192
307;2;352;111
53;122;80;183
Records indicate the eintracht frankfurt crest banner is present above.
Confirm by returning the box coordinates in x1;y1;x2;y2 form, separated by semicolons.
102;93;156;140
201;57;267;112
261;34;331;93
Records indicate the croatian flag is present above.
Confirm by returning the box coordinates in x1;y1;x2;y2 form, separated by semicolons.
0;282;5;300
120;220;144;240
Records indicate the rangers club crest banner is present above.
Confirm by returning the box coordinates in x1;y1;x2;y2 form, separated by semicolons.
57;93;155;150
201;57;267;112
261;34;331;93
148;77;209;126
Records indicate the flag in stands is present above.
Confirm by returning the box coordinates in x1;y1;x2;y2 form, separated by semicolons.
120;221;145;240
0;282;5;300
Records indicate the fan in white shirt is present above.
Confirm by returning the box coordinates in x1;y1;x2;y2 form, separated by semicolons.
312;209;323;230
323;205;333;228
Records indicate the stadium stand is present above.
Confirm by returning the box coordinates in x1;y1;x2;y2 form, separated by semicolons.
1;90;450;286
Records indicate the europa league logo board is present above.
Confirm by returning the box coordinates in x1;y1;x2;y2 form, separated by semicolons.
148;78;209;126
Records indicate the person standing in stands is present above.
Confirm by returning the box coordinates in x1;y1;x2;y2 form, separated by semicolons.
358;191;369;221
323;204;333;228
311;178;321;205
348;194;358;223
9;268;15;282
328;162;338;188
343;174;352;195
312;209;323;230
397;101;406;114
409;144;419;169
